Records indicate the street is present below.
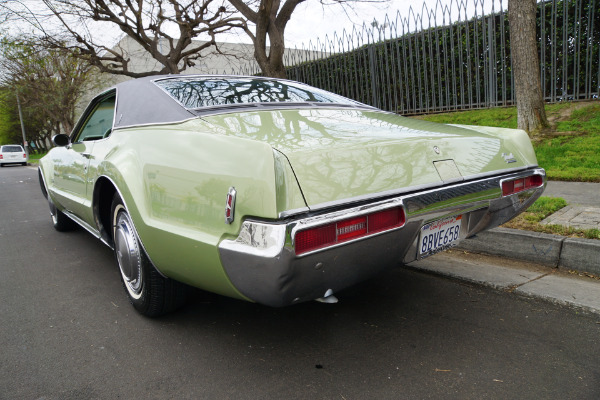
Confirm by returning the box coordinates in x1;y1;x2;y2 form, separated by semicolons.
1;165;599;399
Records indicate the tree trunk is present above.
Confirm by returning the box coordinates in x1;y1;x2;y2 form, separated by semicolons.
229;0;305;79
254;34;287;79
508;0;549;134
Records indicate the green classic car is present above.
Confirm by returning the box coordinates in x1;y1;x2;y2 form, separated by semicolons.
39;75;546;316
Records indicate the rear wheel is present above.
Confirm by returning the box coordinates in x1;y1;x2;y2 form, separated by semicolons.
111;194;187;317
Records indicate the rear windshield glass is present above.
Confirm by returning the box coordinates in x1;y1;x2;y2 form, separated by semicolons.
154;77;358;109
1;146;23;152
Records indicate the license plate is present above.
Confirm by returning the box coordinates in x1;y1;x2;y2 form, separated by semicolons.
419;215;463;257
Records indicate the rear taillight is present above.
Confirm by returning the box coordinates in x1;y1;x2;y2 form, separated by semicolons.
0;155;3;159
23;154;26;158
295;206;405;255
502;174;543;196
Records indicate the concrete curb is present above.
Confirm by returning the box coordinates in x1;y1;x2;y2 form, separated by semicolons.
406;252;600;315
456;227;600;275
560;238;600;275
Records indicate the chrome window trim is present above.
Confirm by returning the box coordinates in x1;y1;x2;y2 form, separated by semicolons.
70;89;117;142
112;116;199;132
151;74;370;113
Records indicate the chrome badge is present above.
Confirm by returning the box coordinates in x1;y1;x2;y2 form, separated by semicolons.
502;152;517;163
225;187;237;224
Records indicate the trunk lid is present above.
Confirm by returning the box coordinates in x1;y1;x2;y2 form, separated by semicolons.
202;108;536;208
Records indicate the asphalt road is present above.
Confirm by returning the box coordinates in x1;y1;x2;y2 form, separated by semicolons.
1;165;599;400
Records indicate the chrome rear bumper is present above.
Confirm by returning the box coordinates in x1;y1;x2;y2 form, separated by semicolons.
218;168;546;306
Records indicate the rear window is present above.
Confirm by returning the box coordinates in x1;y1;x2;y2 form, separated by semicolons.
1;146;24;152
154;77;357;109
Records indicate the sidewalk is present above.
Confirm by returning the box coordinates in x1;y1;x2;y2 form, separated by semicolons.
541;180;600;231
456;180;600;276
407;181;600;314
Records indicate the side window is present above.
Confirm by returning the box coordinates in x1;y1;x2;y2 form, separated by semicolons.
74;95;116;142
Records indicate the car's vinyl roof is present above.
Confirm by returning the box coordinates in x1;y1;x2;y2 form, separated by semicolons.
110;74;373;130
112;75;196;129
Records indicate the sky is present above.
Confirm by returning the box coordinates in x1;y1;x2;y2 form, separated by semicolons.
4;0;504;50
279;0;502;48
205;0;503;49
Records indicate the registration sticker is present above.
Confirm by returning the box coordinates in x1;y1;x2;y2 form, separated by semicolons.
419;215;463;257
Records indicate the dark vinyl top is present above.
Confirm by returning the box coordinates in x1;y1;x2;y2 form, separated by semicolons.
111;75;371;129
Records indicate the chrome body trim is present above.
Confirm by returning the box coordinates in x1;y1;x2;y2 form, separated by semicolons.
113;116;199;132
61;209;113;249
225;186;237;224
282;165;539;216
219;167;546;307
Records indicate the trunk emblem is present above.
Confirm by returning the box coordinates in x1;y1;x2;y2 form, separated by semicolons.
502;153;517;163
225;187;237;224
433;146;440;154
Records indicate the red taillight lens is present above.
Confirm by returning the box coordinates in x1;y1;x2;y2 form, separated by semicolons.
502;174;543;196
0;155;3;159
23;154;26;158
526;174;543;188
295;223;336;255
368;207;405;233
295;207;405;255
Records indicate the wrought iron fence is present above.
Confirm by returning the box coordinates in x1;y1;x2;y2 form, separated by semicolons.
237;0;599;115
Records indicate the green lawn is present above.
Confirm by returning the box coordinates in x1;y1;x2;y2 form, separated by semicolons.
414;101;600;182
27;152;47;164
502;196;599;240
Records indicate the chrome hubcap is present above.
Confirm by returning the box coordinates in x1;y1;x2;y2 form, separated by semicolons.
114;210;143;298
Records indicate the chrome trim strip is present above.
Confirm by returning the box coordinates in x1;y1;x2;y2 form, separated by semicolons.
112;116;199;132
461;164;539;182
297;165;538;214
192;104;377;118
61;209;111;247
278;207;310;219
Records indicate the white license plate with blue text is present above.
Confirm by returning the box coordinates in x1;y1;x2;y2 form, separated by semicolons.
419;215;463;257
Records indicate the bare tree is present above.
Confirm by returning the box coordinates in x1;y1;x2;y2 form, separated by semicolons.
508;0;549;134
229;0;383;79
1;0;246;78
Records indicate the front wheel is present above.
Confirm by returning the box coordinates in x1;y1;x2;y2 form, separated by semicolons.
48;197;76;232
111;194;187;317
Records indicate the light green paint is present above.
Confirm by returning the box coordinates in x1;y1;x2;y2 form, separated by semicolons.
39;107;539;300
202;109;539;207
40;118;307;300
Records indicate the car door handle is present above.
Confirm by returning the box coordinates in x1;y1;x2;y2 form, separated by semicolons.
82;152;92;159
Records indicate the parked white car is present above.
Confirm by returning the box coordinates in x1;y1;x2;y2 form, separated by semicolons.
0;145;28;167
